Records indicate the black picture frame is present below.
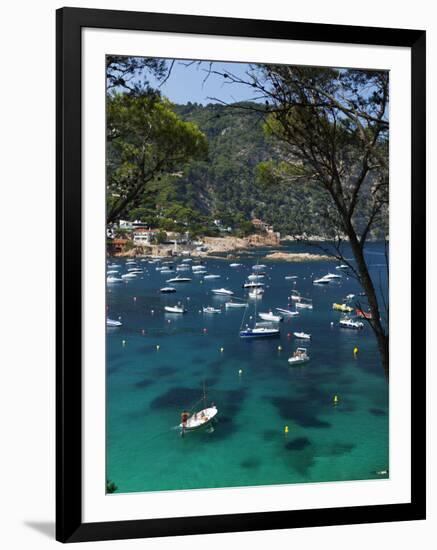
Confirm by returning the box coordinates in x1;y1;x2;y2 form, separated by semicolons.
56;6;426;543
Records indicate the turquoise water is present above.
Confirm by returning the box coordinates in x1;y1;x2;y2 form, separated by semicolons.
106;243;388;493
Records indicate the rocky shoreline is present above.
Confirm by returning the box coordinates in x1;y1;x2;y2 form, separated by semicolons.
264;251;333;262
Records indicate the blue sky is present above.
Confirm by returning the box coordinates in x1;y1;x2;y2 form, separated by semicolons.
147;60;258;105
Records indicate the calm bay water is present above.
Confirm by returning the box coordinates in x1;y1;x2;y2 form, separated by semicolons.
106;242;388;493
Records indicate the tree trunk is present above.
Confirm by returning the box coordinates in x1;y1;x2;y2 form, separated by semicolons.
347;231;389;379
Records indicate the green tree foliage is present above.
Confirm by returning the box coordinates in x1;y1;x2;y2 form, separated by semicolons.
106;93;208;223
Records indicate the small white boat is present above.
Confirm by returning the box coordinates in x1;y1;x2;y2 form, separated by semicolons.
243;281;265;288
176;265;190;271
160;269;174;274
295;298;313;310
290;290;302;302
252;264;266;271
192;270;207;275
166;276;192;283
323;272;342;280
121;273;137;279
313;276;330;285
192;265;207;272
204;274;221;279
128;268;143;273
106;276;122;283
248;274;265;281
346;294;355;300
339;318;364;329
155;266;163;271
106;270;119;275
106;318;122;327
276;307;299;317
164;305;186;314
288;347;310;365
160;287;176;293
107;263;119;269
259;311;283;322
225;301;248;309
211;288;234;296
285;275;298;280
182;258;193;263
336;264;349;270
179;405;218;433
126;260;136;264
293;331;311;340
203;306;221;314
248;288;264;299
229;263;242;267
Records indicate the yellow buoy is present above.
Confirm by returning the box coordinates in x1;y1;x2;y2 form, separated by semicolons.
353;346;359;356
284;425;289;434
333;394;339;405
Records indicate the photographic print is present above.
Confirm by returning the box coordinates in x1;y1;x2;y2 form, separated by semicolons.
105;56;390;495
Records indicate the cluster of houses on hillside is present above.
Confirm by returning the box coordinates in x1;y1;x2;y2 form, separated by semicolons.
107;217;279;255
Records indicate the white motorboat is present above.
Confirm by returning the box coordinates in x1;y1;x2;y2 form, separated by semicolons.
345;294;355;300
243;281;265;288
179;405;218;433
259;311;283;322
313;276;330;285
106;270;119;275
166;276;192;283
160;269;174;274
211;288;234;296
182;258;193;263
288;347;310;365
248;274;265;281
192;265;207;272
252;263;266;271
121;273;137;279
107;263;119;269
106;318;122;327
276;307;299;317
293;331;311;340
323;272;342;280
160;287;176;293
176;265;190;271
128;267;142;272
290;290;302;302
107;276;122;283
339;318;364;329
248;288;264;299
225;301;248;309
229;263;242;267
284;275;298;280
164;305;186;314
336;264;349;270
203;306;221;314
295;298;313;310
204;274;221;279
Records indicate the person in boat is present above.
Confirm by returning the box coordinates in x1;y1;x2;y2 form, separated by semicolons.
181;411;190;428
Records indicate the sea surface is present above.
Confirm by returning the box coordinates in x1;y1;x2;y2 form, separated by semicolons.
106;242;389;493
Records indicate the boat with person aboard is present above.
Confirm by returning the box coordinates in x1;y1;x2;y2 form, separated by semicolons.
339;318;364;329
106;318;122;327
288;347;310;365
179;383;218;436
